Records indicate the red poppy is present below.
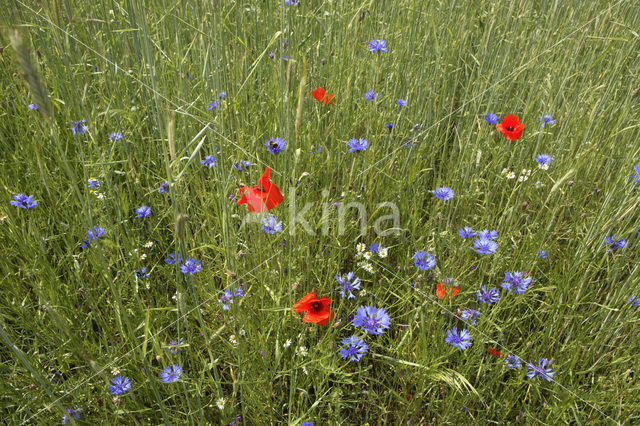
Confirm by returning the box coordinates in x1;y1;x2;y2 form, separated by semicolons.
310;87;335;105
293;291;334;325
496;114;524;141
436;283;460;300
236;166;283;213
488;347;501;357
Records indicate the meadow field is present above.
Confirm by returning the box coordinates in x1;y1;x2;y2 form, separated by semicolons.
1;0;640;424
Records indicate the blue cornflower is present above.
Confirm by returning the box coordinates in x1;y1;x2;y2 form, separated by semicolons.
233;163;243;171
458;226;476;239
413;251;436;270
539;114;555;127
27;103;38;110
261;216;283;234
87;226;105;240
284;0;298;4
444;327;472;351
219;91;227;99
201;155;216;168
627;296;640;307
604;235;626;252
396;99;407;107
347;138;368;152
219;290;234;310
160;365;182;383
630;165;640;183
367;39;387;53
501;271;532;294
536;154;552;167
80;226;105;248
476;286;500;304
71;119;87;135
537;250;547;259
460;308;480;325
301;423;313;426
364;90;378;101
473;238;498;255
339;335;368;361
219;286;244;310
433;186;454;201
525;358;555;382
109;132;122;141
87;178;100;189
135;205;151;218
369;243;380;254
180;258;202;275
61;407;82;424
158;181;169;194
165;253;182;265
504;354;522;369
265;137;287;154
385;122;393;131
109;376;131;395
10;193;37;209
135;267;150;279
336;272;361;299
442;277;458;286
484;113;499;124
168;338;184;354
477;229;498;240
352;305;391;335
207;100;220;110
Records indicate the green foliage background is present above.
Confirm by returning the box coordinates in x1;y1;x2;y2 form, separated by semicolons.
0;0;639;423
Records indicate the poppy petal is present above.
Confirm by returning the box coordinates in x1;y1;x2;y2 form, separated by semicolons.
293;292;316;312
311;87;325;102
449;286;460;299
436;283;444;299
502;114;520;127
259;167;271;187
316;311;334;326
264;183;283;210
245;189;268;213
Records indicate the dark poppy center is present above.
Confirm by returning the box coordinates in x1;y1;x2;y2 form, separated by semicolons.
256;185;266;193
506;126;514;131
312;302;320;311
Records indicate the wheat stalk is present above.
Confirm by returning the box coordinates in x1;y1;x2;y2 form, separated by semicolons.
9;29;54;124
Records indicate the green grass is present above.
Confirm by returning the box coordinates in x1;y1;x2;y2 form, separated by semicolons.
1;0;640;423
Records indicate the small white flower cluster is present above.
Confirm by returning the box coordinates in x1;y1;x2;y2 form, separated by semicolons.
216;397;225;410
355;242;388;273
518;169;532;182
229;334;238;348
128;248;147;261
504;168;532;181
88;177;105;199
